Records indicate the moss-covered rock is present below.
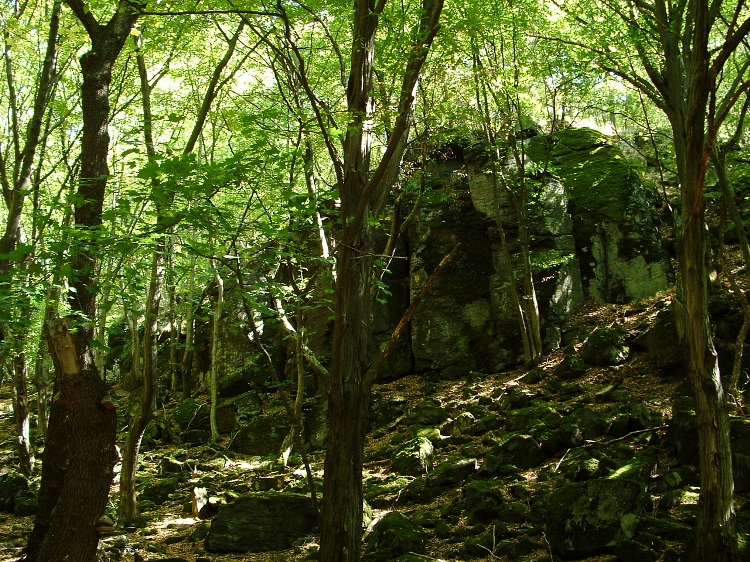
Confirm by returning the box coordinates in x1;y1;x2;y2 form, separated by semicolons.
138;477;179;505
391;437;434;476
0;471;28;512
545;478;647;557
529;127;671;303
581;326;631;366
205;492;317;553
363;512;427;561
481;434;545;473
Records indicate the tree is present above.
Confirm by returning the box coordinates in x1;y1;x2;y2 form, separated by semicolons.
553;1;750;558
22;1;141;559
118;18;246;526
0;0;64;477
316;1;444;559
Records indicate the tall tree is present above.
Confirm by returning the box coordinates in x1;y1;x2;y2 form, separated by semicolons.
22;1;141;560
314;0;444;559
553;1;750;558
118;18;246;526
0;0;64;476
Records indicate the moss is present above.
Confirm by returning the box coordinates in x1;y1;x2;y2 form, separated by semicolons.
363;512;427;561
551;127;609;156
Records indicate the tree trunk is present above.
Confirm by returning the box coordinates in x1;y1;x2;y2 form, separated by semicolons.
29;320;119;562
23;3;139;560
13;350;34;476
209;270;223;443
321;239;375;562
181;251;197;397
33;336;49;439
317;1;443;559
119;246;161;526
677;168;738;561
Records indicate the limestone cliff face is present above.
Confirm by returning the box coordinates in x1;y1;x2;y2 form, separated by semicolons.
373;128;672;380
197;128;672;385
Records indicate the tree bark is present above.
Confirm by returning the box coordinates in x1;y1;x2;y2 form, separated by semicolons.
23;2;139;560
13;350;34;476
18;320;118;562
319;1;443;559
209;270;223;443
676;143;738;561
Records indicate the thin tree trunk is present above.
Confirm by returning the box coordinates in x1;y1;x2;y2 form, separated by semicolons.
13;350;34;475
209;269;223;444
33;336;49;439
180;252;197;397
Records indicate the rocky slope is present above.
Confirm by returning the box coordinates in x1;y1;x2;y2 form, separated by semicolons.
1;288;750;561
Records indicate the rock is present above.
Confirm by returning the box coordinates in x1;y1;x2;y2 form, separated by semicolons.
633;308;683;369
559;449;605;481
138;477;179;505
556;407;606;447
545;478;647;557
505;403;563;433
205;492;317;553
13;495;38;516
404;398;450;427
429;458;478;487
615;539;660;562
160;456;185;474
581;326;631;366
405;458;478;503
391;437;434;476
555;354;587;379
0;471;28;512
363;512;427;561
667;399;699;466
172;398;210;431
481;434;545;473
529;128;671;303
227;412;291;456
217;370;256;398
440;412;476;436
463;480;527;525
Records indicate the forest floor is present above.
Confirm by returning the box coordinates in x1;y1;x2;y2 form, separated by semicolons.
0;275;747;561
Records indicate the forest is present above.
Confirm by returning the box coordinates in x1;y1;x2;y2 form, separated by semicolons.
1;0;750;561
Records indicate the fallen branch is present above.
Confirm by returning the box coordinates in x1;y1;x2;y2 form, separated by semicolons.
363;243;461;388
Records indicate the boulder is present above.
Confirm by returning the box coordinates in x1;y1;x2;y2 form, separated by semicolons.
581;326;631;366
391;437;434;476
481;434;545;474
227;412;291;456
0;471;29;512
633;308;683;369
363;512;427;561
138;477;179;505
556;407;607;447
429;458;478;488
205;492;317;553
463;479;527;526
555;354;587;379
13;495;38;516
546;478;647;557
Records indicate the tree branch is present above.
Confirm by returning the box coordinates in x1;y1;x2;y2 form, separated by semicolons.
363;242;459;388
